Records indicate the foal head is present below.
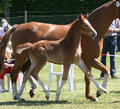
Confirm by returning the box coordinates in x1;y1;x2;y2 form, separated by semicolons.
78;14;97;38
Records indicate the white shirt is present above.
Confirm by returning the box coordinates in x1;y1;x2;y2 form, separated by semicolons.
0;27;4;37
105;19;120;36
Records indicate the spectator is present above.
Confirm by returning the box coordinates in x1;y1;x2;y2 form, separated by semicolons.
0;57;14;92
100;19;120;79
0;19;14;92
1;19;12;32
1;19;13;62
0;26;4;40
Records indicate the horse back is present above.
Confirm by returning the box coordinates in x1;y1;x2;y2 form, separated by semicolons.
11;22;71;49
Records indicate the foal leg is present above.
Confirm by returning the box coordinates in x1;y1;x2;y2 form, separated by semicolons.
21;58;38;98
15;55;48;100
90;58;110;97
32;74;49;100
56;62;71;101
30;59;49;100
29;76;38;98
14;58;36;101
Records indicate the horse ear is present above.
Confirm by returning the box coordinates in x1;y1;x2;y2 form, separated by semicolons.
79;13;84;21
84;13;89;18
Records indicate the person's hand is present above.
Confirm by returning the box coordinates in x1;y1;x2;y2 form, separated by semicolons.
109;28;114;32
4;63;14;68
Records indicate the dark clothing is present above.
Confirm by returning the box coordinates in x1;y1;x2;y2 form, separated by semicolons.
100;36;117;77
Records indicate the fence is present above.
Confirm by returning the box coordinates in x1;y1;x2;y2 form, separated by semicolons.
0;11;79;25
1;10;120;51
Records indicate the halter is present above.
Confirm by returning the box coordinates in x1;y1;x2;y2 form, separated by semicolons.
116;1;120;18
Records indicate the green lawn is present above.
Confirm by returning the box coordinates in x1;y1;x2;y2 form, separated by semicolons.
0;52;120;109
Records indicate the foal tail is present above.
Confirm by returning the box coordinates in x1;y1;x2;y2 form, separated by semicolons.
16;42;32;54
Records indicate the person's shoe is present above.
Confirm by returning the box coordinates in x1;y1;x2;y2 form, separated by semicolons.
111;74;118;79
99;77;104;80
0;89;5;93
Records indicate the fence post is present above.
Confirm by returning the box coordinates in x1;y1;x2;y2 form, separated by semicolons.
24;10;27;23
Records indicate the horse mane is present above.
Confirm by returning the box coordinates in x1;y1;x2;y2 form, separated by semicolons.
89;0;114;16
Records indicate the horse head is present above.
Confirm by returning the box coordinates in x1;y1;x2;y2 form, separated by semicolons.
113;0;120;19
78;14;97;38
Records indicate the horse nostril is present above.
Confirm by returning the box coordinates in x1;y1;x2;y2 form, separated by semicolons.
91;32;97;37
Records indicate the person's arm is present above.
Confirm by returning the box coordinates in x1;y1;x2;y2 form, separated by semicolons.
4;63;14;67
113;28;120;32
108;28;114;32
113;19;120;32
108;24;120;33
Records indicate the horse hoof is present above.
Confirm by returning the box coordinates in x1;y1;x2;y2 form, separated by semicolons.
29;90;35;98
91;97;98;102
87;96;99;102
55;99;59;102
96;90;101;97
17;97;26;102
46;96;49;100
55;97;59;102
104;90;109;93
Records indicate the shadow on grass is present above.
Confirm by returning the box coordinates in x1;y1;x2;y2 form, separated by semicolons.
112;101;120;103
0;100;70;106
110;91;120;103
110;91;120;94
95;77;120;80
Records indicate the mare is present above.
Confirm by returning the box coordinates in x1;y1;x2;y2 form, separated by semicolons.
0;0;120;102
0;21;38;97
15;14;100;101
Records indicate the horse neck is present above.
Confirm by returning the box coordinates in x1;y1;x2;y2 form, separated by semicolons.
68;19;78;26
64;20;82;48
88;0;117;41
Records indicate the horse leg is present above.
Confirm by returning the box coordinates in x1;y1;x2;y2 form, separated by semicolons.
84;75;98;101
75;59;98;101
10;59;26;101
30;58;49;100
29;76;38;98
32;74;49;100
14;59;36;101
76;58;109;101
17;55;49;100
56;62;71;101
90;58;110;97
21;58;38;98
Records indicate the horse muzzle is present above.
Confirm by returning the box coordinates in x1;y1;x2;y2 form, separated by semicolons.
91;31;97;38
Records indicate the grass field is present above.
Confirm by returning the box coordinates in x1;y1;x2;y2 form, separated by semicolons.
0;52;120;109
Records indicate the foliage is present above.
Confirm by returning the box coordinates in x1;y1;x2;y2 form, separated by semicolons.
0;0;112;14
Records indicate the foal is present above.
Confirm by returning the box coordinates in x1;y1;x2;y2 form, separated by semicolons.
15;14;107;101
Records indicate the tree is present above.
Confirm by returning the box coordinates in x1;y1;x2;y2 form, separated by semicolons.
1;0;10;22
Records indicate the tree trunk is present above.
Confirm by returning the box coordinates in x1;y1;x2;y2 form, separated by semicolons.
2;0;10;22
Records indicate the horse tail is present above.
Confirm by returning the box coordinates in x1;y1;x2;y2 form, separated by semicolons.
0;24;18;51
16;42;32;54
8;24;18;35
4;24;18;37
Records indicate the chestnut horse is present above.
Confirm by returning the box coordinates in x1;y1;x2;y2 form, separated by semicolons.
15;14;101;101
0;0;120;102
